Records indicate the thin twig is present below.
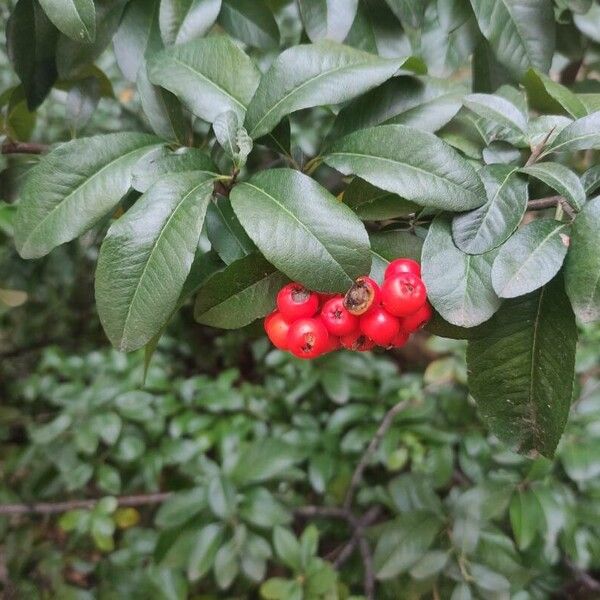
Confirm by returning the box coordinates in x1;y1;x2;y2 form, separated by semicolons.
0;492;172;515
357;534;375;600
1;141;48;155
343;398;412;510
527;195;576;219
525;127;555;166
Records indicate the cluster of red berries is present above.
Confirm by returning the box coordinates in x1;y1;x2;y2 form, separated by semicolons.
264;258;432;359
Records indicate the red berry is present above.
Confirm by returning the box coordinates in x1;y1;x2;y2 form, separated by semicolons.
359;306;400;346
324;334;341;353
343;276;381;316
264;311;291;350
402;302;433;332
287;318;329;359
320;296;360;336
277;283;319;321
381;273;427;317
385;258;421;279
340;331;376;352
389;329;409;348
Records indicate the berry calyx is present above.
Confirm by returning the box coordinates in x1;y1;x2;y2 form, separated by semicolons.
264;311;291;350
381;273;427;317
385;258;421;279
389;329;409;348
287;318;329;359
402;302;433;332
340;331;376;352
277;283;319;321
359;306;401;346
320;296;360;336
343;276;381;316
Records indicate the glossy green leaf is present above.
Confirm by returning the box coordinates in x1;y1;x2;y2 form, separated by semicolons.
187;523;225;581
542;111;600;155
409;550;449;580
193;254;288;328
521;162;585;211
423;216;500;327
7;0;58;110
273;527;302;571
384;0;426;28
244;41;404;139
467;276;577;456
208;475;237;519
137;63;190;144
155;487;207;528
213;110;252;167
509;489;543;550
523;68;587;118
452;165;528;255
374;511;441;579
344;178;419;220
148;36;260;123
369;230;423;282
218;0;279;49
565;197;600;323
213;539;238;589
469;0;555;78
159;0;221;45
95;173;214;351
298;0;358;42
15;132;161;259
38;0;95;42
491;219;569;298
325;124;485;211
331;76;464;139
463;93;527;135
206;196;256;265
66;76;100;132
581;165;600;196
230;169;370;291
113;0;163;82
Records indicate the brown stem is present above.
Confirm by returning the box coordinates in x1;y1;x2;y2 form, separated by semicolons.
0;492;172;515
525;127;555;166
343;398;412;510
1;142;48;155
527;195;576;219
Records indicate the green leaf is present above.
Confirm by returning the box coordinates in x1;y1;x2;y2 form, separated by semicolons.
509;489;543;550
230;169;370;292
213;110;253;167
66;76;100;132
408;550;449;580
452;165;528;255
96;464;121;494
187;523;225;581
30;414;72;444
451;583;472;600
471;564;510;595
523;68;587;118
581;165;600;196
384;0;426;28
521;162;585;211
95;173;214;351
542;111;600;155
369;229;423;282
155;487;207;528
469;0;555;79
565;197;600;323
244;41;404;139
491;219;569;298
137;63;190;144
219;0;279;49
330;76;464;139
208;475;237;519
298;0;358;42
91;412;122;445
239;487;291;528
325;124;485;211
466;275;577;456
149;36;260;123
159;0;221;45
214;539;239;589
132;147;217;193
261;578;302;600
373;511;441;579
206;196;256;265
463;93;527;135
423;216;501;327
7;0;58;110
193;254;288;328
5;86;37;141
14;132;161;259
38;0;95;42
273;527;302;571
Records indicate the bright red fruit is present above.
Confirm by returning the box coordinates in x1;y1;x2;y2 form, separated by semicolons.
277;283;319;321
389;330;409;348
402;302;433;332
320;296;359;336
264;311;291;350
343;276;381;316
381;273;427;317
287;318;329;359
340;331;376;352
385;258;421;279
324;334;341;353
359;306;400;346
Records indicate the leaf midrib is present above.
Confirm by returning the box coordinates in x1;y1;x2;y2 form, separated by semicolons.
528;286;545;449
120;180;212;349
